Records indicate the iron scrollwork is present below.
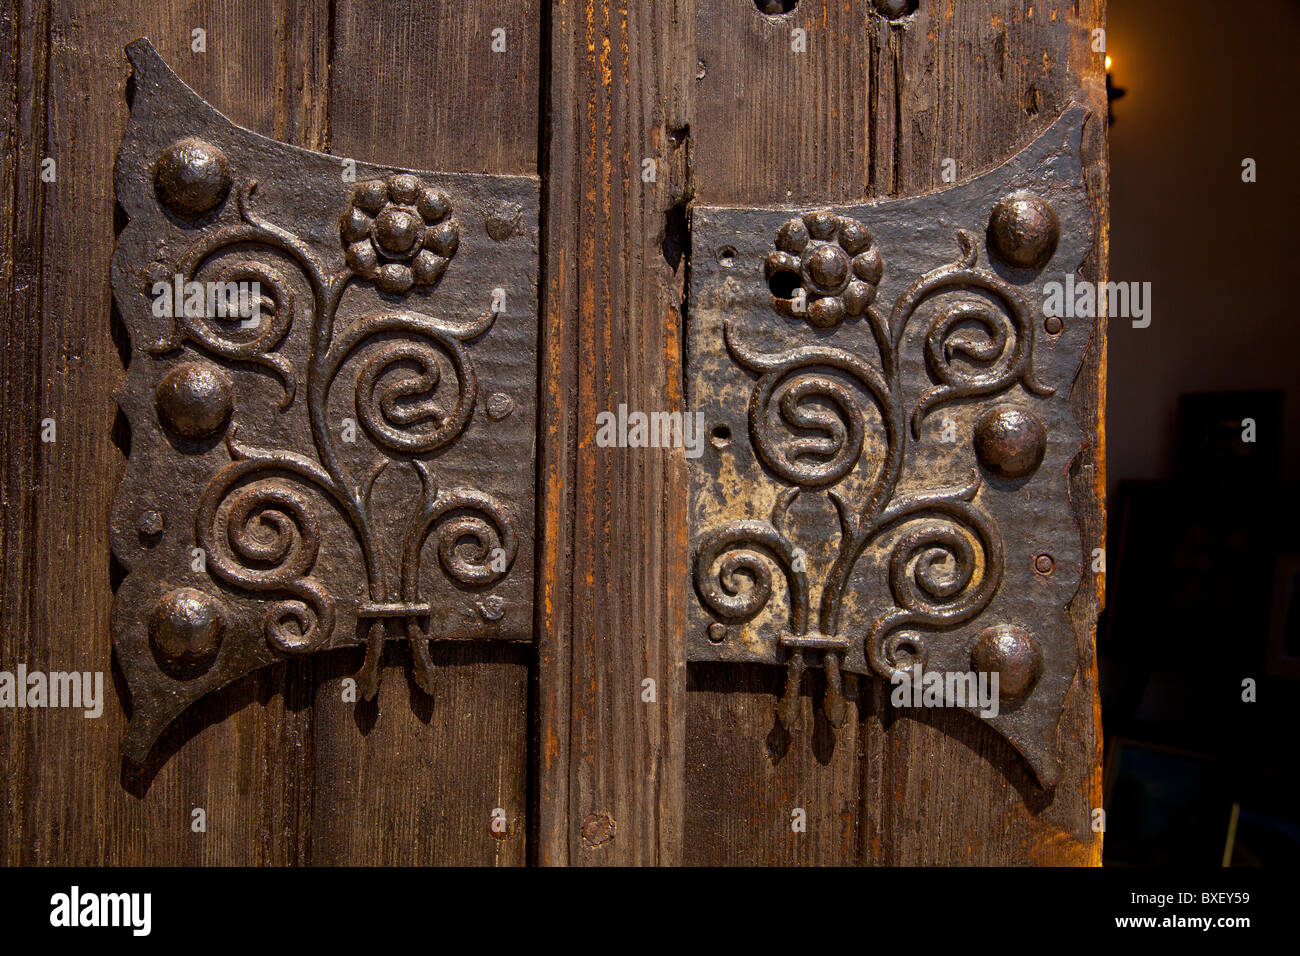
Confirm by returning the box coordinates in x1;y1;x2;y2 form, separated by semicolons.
688;106;1095;786
111;41;538;761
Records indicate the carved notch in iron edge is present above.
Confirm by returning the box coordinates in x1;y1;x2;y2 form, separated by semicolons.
110;40;539;763
686;105;1096;787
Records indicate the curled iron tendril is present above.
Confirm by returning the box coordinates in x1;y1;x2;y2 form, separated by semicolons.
699;229;1040;727
171;177;512;698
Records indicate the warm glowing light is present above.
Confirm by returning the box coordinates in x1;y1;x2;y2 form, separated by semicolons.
1105;55;1112;71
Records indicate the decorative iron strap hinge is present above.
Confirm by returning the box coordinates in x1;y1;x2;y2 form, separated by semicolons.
111;40;538;762
686;106;1095;787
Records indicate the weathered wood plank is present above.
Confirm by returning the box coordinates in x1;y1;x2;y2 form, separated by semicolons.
0;0;329;864
309;0;539;866
684;0;883;865
536;0;692;865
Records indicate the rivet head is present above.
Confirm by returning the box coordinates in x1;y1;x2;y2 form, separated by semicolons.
707;622;727;643
486;392;515;421
974;405;1046;479
136;509;164;538
149;587;225;671
155;362;234;439
477;595;505;621
153;137;231;219
971;624;1041;702
373;206;422;258
486;202;523;241
805;244;850;293
1033;553;1055;575
988;191;1059;270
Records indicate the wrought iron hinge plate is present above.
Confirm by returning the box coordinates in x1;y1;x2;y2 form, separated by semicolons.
686;106;1095;787
111;40;538;761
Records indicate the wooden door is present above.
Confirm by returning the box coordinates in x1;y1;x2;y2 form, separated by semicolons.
0;0;1105;865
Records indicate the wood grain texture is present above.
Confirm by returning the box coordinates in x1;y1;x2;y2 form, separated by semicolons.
684;0;1107;866
308;0;539;868
0;0;330;865
535;0;693;865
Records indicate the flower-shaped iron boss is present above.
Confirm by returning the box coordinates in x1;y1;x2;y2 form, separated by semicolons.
341;174;460;295
764;210;883;329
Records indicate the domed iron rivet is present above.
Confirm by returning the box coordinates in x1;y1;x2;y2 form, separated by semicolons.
1034;553;1055;575
971;624;1041;703
486;392;515;421
803;209;838;240
374;206;421;258
477;595;506;621
988;191;1059;271
974;405;1047;479
149;587;225;672
805;244;850;292
387;174;420;205
155;362;234;440
153;137;231;219
486;202;523;241
136;509;164;539
707;622;727;643
1044;315;1064;336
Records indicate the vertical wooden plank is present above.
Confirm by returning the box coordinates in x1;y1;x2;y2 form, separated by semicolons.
536;0;692;865
684;0;1106;865
309;0;539;866
0;0;46;866
0;0;329;863
683;0;878;868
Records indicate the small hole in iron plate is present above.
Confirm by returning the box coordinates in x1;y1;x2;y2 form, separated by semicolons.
717;246;737;268
755;0;799;15
768;269;800;301
711;424;732;449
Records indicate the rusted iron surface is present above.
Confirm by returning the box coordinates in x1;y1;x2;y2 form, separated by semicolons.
686;106;1094;786
111;40;538;762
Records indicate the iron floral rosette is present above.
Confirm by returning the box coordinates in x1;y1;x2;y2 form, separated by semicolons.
110;40;539;762
687;105;1095;787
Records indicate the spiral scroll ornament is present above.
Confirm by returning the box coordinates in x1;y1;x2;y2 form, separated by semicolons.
153;166;514;699
863;477;1004;682
891;231;1053;438
194;438;342;655
694;520;810;630
696;208;1059;731
725;323;892;490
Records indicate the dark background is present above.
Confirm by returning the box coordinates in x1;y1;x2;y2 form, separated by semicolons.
1101;0;1300;865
